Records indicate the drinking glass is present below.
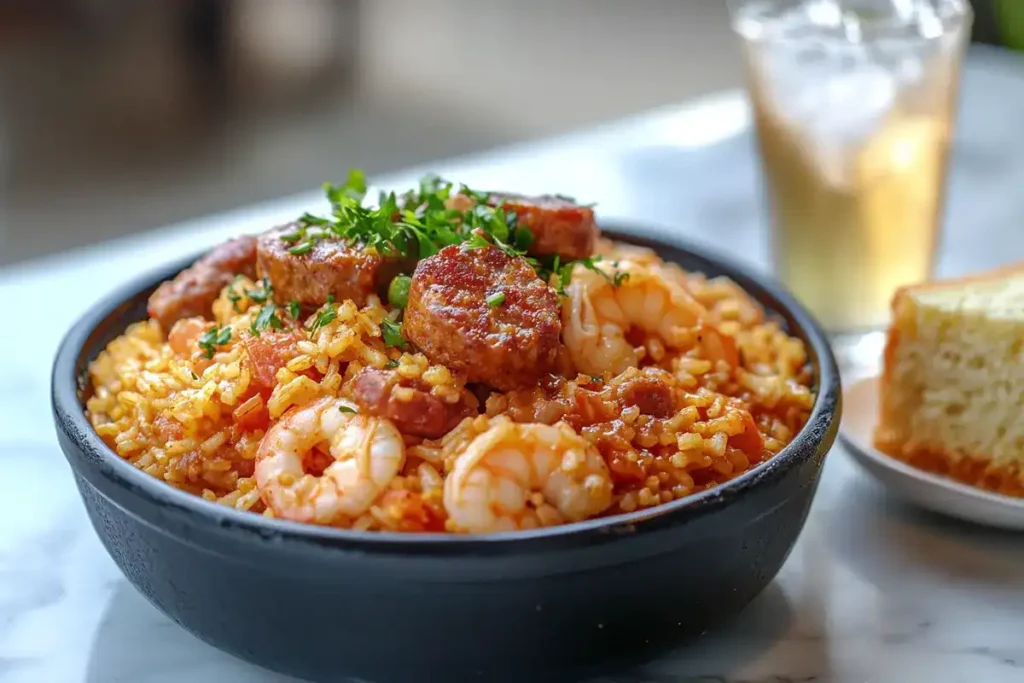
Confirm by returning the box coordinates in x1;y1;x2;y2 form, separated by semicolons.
728;0;972;375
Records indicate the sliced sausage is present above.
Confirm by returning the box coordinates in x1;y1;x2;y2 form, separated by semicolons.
491;193;598;261
446;192;598;260
256;223;401;309
404;245;561;391
147;236;257;330
613;374;676;418
349;367;475;438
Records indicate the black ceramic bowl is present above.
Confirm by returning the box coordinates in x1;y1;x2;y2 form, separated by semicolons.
53;225;840;683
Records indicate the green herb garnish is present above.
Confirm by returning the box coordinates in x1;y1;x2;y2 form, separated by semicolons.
338;405;357;414
245;277;273;304
226;275;246;312
286;170;612;300
190;370;200;381
307;304;338;335
290;171;530;264
385;359;399;368
381;319;407;349
579;257;629;288
198;325;232;359
286;300;301;319
250;304;283;337
327;168;368;203
544;255;576;297
486;291;506;307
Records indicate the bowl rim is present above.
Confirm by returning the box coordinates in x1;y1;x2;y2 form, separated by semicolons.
52;222;841;552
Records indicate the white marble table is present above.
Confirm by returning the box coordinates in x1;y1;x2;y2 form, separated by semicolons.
3;48;1024;683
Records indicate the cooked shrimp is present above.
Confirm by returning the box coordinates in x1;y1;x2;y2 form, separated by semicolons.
562;259;714;375
443;418;613;533
255;396;405;524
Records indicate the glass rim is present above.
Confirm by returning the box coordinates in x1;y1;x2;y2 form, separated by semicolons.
728;0;974;43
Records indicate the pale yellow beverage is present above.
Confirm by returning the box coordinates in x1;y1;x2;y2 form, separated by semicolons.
754;103;953;331
731;0;971;333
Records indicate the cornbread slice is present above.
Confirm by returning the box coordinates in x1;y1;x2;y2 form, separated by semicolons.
875;266;1024;497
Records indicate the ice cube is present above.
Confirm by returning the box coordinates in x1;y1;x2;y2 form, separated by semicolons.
762;53;898;187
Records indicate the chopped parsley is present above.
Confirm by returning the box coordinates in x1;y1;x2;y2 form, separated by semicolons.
198;325;232;359
385;359;400;368
279;229;303;244
380;318;407;349
287;170;529;266
225;276;278;313
554;259;575;296
539;256;628;295
307;304;338;335
485;291;506;307
245;277;273;304
338;405;357;414
461;230;493;251
190;370;200;381
286;300;301;319
534;254;580;297
226;275;246;312
250;303;283;336
283;169;612;301
329;168;368;203
590;375;603;383
583;259;628;288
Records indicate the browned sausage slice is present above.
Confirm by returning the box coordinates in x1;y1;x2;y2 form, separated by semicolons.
445;192;598;260
612;372;676;419
147;236;257;330
404;245;561;391
491;193;598;261
349;367;475;438
256;223;400;309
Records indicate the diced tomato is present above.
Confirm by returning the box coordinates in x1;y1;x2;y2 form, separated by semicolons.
234;458;256;479
606;452;647;484
243;330;305;393
730;411;764;456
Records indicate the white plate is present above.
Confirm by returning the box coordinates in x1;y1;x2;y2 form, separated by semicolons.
840;376;1024;531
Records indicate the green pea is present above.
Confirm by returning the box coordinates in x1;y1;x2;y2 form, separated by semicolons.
388;275;412;308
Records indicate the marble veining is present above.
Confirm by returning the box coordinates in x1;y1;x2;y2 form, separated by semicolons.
2;49;1024;683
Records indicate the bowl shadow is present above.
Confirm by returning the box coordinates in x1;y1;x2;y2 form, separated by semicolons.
86;581;796;683
826;471;1024;600
85;582;309;683
587;582;800;683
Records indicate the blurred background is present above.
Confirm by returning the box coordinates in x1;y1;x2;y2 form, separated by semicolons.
0;0;1018;266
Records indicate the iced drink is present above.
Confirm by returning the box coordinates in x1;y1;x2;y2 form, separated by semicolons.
731;0;971;332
